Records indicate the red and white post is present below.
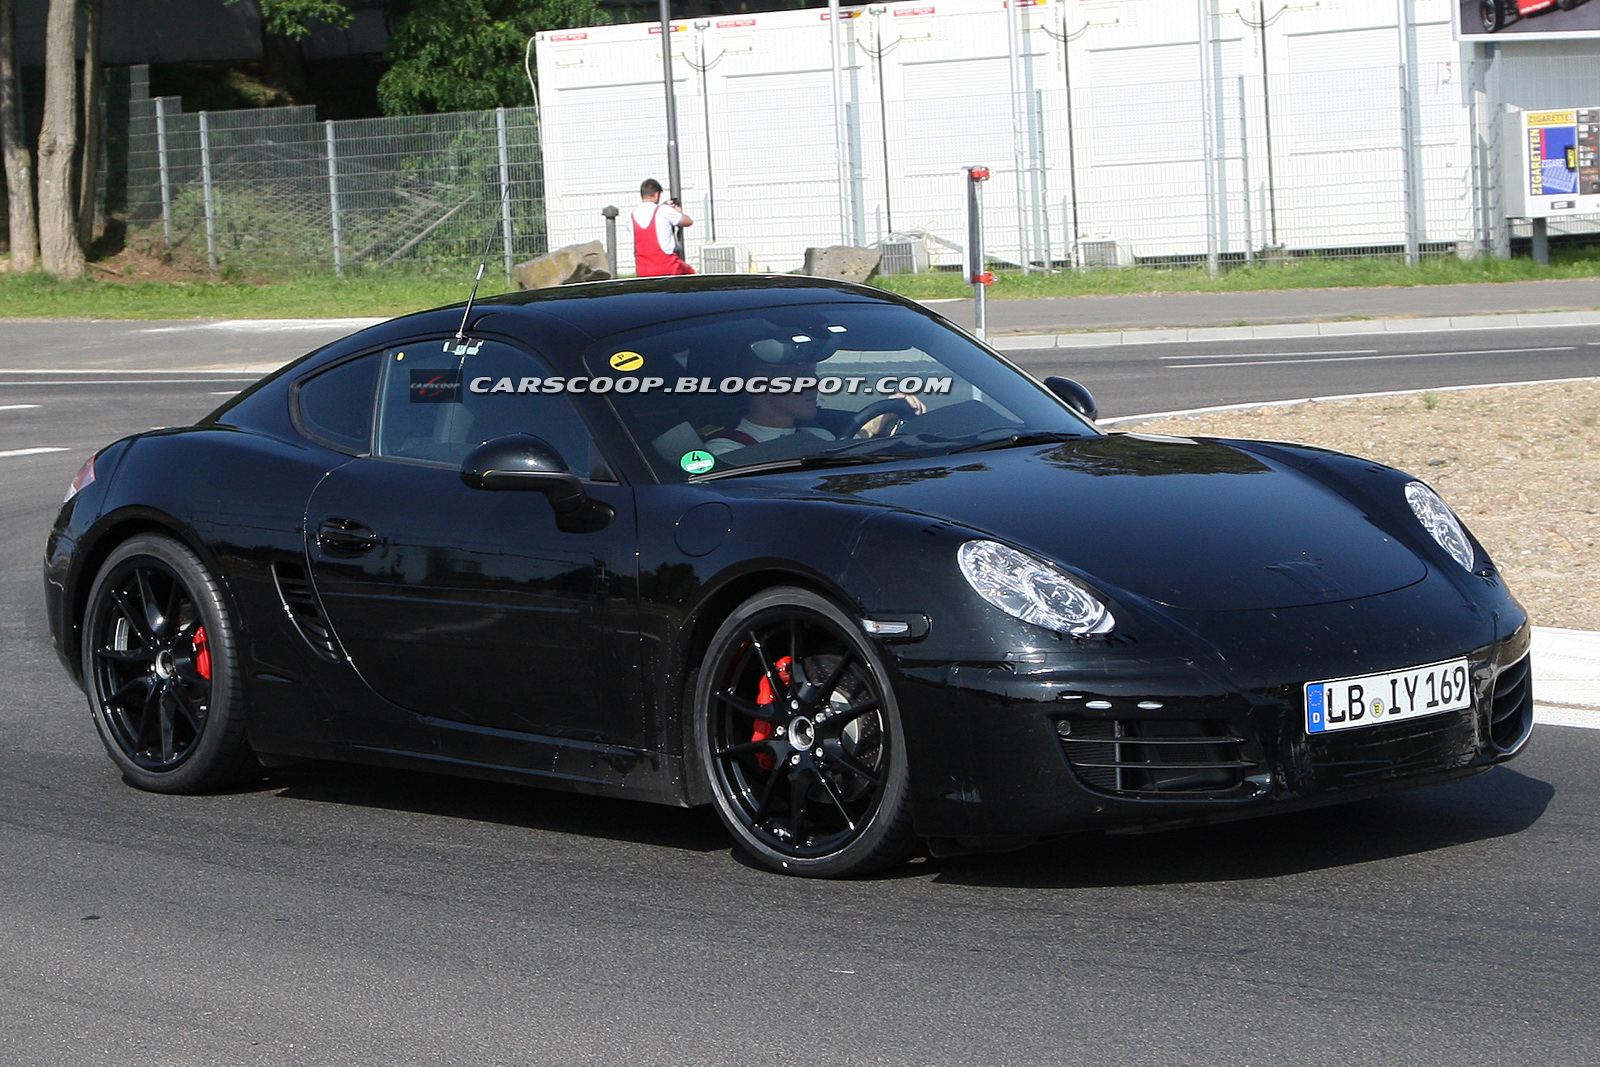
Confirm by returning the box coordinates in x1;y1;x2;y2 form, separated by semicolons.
964;165;994;342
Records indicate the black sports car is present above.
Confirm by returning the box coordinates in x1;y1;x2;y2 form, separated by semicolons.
44;276;1533;877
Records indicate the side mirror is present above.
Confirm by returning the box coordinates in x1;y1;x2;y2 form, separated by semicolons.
1044;376;1098;421
460;434;614;533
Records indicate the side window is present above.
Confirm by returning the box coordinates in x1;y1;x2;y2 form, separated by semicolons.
294;353;380;453
372;340;593;477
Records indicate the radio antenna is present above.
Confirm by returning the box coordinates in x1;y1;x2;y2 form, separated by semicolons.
446;232;499;353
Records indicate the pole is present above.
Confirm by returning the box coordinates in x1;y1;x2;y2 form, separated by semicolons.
1005;0;1030;273
602;206;619;275
828;0;849;245
1238;76;1254;265
325;120;343;278
154;96;172;247
1034;89;1051;269
1060;10;1081;267
1196;0;1218;278
496;107;515;284
1257;0;1279;248
659;0;684;255
965;166;992;341
198;110;217;279
1395;0;1420;266
870;7;892;235
1531;217;1549;265
1398;64;1418;266
694;21;717;242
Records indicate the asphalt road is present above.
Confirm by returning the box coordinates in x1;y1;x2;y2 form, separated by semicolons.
2;326;1599;1065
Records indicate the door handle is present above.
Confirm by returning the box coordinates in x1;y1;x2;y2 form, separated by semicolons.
316;518;379;556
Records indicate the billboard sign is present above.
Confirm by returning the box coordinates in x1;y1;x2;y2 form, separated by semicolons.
1456;0;1600;42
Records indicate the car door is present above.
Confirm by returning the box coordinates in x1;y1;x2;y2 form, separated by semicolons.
303;337;644;749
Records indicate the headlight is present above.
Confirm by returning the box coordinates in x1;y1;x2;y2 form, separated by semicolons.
1404;482;1475;571
957;539;1114;635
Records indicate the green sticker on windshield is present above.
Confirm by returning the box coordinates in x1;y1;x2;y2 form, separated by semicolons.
680;450;715;475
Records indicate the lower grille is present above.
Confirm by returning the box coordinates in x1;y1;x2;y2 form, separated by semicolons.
1489;653;1533;752
1058;717;1265;798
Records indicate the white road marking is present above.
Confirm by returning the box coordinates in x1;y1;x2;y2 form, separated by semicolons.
1169;345;1577;369
0;404;41;411
0;447;68;458
138;317;384;333
0;378;258;386
1537;706;1600;730
1098;375;1600;425
1161;348;1378;360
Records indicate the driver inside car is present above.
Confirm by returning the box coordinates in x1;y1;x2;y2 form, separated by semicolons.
701;334;925;457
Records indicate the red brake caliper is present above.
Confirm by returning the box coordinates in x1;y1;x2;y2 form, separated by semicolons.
192;626;211;681
752;655;793;772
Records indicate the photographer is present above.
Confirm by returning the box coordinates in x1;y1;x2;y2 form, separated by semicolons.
631;178;696;276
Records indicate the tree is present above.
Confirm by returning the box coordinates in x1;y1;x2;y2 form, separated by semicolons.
227;0;356;95
377;0;606;116
0;0;36;271
36;0;83;278
77;0;104;252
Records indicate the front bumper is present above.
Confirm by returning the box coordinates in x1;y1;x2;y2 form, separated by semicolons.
891;612;1532;845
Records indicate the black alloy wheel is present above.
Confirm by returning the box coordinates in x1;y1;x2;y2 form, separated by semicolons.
1480;0;1505;30
693;587;916;877
81;535;254;793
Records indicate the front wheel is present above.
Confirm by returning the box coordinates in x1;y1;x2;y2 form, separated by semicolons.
1480;0;1505;30
80;534;255;793
691;587;917;877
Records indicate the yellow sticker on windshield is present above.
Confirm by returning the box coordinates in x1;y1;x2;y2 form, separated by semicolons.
609;351;645;372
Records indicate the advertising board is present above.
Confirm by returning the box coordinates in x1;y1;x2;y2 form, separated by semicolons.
1455;0;1600;42
1502;108;1600;218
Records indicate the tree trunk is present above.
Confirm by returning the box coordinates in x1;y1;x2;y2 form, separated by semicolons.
76;0;102;253
0;0;37;271
262;27;306;99
37;0;84;279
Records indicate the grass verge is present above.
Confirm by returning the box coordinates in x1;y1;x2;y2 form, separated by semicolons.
1;249;1597;320
874;249;1600;301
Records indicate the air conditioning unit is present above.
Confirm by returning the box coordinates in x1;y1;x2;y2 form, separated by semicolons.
700;244;751;274
1076;236;1132;270
876;238;930;275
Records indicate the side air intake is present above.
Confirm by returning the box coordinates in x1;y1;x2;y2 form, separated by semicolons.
271;560;343;662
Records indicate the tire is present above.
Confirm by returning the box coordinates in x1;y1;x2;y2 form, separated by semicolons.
80;534;255;793
1480;0;1504;30
691;586;917;877
1557;0;1579;10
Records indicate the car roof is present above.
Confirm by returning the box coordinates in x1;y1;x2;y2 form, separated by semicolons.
439;274;912;345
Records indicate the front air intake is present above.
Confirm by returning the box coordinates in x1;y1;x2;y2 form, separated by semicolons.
1488;653;1533;753
1058;717;1264;797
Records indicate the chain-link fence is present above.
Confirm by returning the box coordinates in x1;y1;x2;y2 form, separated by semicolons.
123;49;1600;280
126;95;545;280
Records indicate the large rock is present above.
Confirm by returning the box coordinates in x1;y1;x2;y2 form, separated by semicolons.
514;241;611;289
802;245;881;284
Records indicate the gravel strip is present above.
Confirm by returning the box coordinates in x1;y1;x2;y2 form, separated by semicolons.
1128;380;1600;631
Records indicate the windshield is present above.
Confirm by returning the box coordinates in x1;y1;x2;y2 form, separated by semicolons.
580;301;1098;482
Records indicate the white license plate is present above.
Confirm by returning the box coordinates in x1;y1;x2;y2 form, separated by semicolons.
1305;658;1471;735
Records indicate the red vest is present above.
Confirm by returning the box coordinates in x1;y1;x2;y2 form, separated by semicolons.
632;205;696;277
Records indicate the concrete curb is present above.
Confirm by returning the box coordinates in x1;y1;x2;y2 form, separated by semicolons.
993;309;1600;349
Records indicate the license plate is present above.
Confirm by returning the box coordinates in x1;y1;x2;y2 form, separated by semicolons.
1305;658;1471;735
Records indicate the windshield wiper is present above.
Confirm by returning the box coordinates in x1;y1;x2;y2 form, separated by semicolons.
693;453;915;481
947;431;1089;455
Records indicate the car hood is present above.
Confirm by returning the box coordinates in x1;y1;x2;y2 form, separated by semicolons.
797;433;1429;611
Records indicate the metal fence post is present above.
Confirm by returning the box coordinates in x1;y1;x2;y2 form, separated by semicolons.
154;96;172;248
1399;63;1419;266
1033;89;1051;270
1197;1;1218;278
1238;76;1254;265
1005;0;1030;273
325;121;343;278
602;206;619;276
198;110;218;278
496;108;515;285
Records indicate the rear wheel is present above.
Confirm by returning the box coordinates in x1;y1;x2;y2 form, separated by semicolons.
1480;0;1505;30
80;535;254;793
692;587;917;877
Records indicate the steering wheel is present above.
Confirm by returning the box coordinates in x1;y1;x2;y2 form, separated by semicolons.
842;397;919;439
